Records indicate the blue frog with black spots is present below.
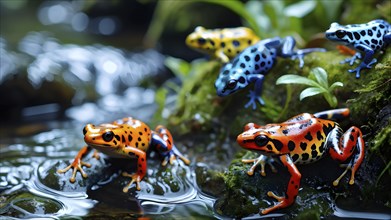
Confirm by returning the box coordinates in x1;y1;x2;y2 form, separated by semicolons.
325;19;391;78
215;36;325;109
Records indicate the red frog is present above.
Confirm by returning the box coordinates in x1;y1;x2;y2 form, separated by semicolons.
236;108;364;214
58;117;190;192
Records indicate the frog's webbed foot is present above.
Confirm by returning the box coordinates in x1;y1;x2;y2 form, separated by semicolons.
57;160;91;183
161;146;191;166
242;155;277;176
244;90;264;110
333;162;356;186
261;191;290;215
161;153;175;166
121;172;142;192
341;52;361;65
348;58;377;78
292;48;326;68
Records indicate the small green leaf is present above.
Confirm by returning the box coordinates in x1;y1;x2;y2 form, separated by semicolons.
311;67;328;88
329;81;344;91
284;0;316;18
299;87;325;100
164;56;191;80
276;74;320;87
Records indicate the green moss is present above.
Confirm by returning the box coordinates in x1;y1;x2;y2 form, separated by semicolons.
195;165;225;197
166;60;232;134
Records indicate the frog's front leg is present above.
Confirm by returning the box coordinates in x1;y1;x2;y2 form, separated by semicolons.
215;49;230;63
347;44;377;78
341;52;361;65
327;126;365;186
244;74;265;109
153;126;190;166
57;146;93;183
121;147;147;192
262;154;301;215
278;36;326;68
242;154;277;176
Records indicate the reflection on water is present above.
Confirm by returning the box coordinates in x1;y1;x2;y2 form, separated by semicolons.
334;207;391;220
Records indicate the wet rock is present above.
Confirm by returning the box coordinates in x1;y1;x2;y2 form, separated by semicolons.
0;192;63;218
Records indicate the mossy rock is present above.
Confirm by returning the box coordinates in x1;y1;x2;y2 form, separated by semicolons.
167;48;391;217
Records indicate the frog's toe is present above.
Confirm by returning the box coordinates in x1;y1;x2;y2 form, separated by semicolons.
293;55;305;68
341;57;356;66
244;100;257;109
260;191;289;215
161;156;169;166
245;92;264;109
122;172;141;191
161;152;179;166
57;161;90;183
348;68;361;78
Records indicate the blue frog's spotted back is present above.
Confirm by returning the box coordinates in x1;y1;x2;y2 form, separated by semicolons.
215;37;325;109
325;19;391;78
215;42;276;96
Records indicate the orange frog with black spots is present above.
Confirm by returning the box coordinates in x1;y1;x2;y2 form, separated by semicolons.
237;108;365;214
58;117;190;192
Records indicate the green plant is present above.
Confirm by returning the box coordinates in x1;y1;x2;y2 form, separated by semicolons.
144;0;344;47
276;67;343;108
144;0;260;47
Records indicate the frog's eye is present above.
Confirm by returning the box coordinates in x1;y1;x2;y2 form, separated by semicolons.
83;127;87;135
198;38;206;45
254;135;269;147
226;79;237;89
335;30;346;38
102;131;114;142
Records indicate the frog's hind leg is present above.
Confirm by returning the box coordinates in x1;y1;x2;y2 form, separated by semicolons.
327;126;365;186
152;126;190;166
261;154;301;215
278;36;326;68
283;113;314;123
313;108;350;121
384;32;391;44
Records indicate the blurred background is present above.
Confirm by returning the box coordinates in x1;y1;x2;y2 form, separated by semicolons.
0;0;247;126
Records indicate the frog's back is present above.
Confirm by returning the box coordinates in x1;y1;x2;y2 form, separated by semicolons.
232;41;277;76
218;27;260;57
344;20;390;50
186;26;260;59
281;118;336;164
112;117;152;152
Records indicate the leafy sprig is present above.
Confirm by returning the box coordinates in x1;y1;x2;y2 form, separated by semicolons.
276;67;343;108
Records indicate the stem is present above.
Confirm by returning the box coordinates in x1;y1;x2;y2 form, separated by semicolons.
376;160;391;186
323;92;337;108
199;0;262;37
277;85;292;121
